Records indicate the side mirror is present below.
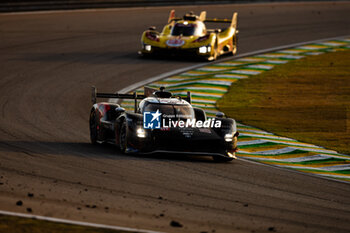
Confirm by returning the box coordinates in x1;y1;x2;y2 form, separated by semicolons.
215;112;225;118
115;107;125;114
149;26;156;31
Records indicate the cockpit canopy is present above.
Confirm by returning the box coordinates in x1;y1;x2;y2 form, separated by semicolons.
171;21;206;37
140;98;194;120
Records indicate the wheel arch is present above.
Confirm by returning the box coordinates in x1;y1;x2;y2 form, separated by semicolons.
114;114;126;146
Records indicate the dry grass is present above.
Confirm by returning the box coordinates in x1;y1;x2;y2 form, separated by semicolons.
217;49;350;154
0;215;134;233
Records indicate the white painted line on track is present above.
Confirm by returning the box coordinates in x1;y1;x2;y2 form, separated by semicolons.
0;210;164;233
246;64;274;69
238;139;321;148
214;74;248;79
264;60;288;64
239;146;297;155
238;132;294;141
283;154;333;163
227;69;262;75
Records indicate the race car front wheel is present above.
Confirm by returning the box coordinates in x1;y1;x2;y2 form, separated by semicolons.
89;111;98;144
119;121;127;153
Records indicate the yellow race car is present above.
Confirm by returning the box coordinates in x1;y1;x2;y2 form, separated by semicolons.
139;10;238;61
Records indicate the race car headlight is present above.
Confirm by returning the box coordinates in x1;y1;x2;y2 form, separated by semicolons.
199;46;207;54
144;44;152;51
224;133;233;142
137;128;146;138
199;45;211;54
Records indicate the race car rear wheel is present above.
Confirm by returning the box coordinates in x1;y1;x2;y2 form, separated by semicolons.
89;111;98;144
207;46;218;61
232;36;238;55
212;38;219;61
212;48;218;61
119;121;127;153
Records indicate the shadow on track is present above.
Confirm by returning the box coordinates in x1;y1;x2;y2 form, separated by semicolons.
18;49;236;65
0;140;225;163
17;51;210;65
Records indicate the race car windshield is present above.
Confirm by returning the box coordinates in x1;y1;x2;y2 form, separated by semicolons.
171;23;198;36
143;103;194;120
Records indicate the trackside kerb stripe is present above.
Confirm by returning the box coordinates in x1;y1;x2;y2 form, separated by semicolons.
115;35;350;182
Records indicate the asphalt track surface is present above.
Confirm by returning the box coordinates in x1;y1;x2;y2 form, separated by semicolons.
0;2;350;233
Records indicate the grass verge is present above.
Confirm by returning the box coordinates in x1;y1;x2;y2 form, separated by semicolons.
217;49;350;155
0;214;137;233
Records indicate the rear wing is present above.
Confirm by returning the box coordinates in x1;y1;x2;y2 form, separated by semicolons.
167;10;238;30
92;86;192;111
168;10;207;23
168;9;176;23
91;86;145;104
205;12;238;29
92;86;146;112
144;86;192;104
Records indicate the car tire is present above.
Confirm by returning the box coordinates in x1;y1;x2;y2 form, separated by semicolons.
89;111;98;144
232;36;237;55
212;39;218;60
119;121;127;153
213;49;218;60
207;45;218;61
140;53;151;59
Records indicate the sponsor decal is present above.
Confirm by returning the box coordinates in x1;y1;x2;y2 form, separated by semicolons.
199;128;211;133
143;110;221;129
143;110;161;129
166;39;185;47
162;118;221;128
193;35;210;43
179;128;194;138
145;31;159;42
